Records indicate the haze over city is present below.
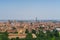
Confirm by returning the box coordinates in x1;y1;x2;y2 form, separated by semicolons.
0;0;60;20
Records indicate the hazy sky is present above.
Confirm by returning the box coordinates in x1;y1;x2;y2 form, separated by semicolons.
0;0;60;20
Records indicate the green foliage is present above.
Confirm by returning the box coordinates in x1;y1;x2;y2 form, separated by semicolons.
46;30;54;37
25;32;33;40
0;34;3;40
25;29;29;34
32;29;36;34
15;37;19;40
53;29;59;37
11;38;15;40
26;33;32;39
37;30;45;38
0;31;9;40
0;29;60;40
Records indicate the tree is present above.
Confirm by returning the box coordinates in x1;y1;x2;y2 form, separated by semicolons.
46;30;56;40
32;29;36;34
26;33;32;40
0;34;3;40
46;30;52;37
2;31;9;40
53;29;59;37
36;30;46;40
11;38;15;40
15;37;19;40
25;29;29;34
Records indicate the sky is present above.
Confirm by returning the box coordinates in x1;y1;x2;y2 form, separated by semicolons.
0;0;60;20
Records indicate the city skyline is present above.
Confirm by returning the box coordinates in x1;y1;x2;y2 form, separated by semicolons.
0;0;60;20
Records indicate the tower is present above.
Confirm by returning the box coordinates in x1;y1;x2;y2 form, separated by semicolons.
36;17;37;22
